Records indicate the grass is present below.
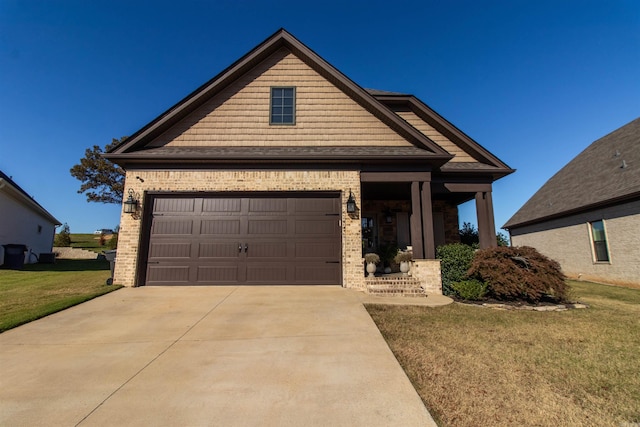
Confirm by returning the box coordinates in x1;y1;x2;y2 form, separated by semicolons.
0;259;122;332
62;233;115;253
366;280;640;426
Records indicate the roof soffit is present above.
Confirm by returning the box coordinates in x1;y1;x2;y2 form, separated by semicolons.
109;29;450;157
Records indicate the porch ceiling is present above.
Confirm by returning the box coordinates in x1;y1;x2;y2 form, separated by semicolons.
361;182;473;205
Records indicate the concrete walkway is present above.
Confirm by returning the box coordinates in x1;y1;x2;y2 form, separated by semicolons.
0;286;445;426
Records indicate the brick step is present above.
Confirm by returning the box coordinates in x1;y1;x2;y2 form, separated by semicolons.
365;275;426;297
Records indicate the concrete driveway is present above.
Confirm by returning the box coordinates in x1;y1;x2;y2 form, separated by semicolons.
0;286;438;426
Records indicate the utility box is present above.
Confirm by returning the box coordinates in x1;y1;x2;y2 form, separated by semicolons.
39;253;56;264
2;244;28;270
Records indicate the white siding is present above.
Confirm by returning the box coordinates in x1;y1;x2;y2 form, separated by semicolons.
0;192;57;264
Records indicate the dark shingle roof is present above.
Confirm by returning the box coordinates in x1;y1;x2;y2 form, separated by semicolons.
366;89;410;97
504;117;640;229
117;145;448;163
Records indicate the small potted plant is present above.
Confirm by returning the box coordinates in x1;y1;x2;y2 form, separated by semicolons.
394;250;413;275
364;253;380;277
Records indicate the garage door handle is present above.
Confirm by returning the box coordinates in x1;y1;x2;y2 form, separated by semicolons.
244;244;248;253
238;244;242;253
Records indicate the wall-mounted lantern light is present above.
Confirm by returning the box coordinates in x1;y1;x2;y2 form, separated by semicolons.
346;190;357;214
123;189;138;214
385;208;393;224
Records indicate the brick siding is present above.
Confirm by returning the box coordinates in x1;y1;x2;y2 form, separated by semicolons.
114;170;364;288
510;199;640;287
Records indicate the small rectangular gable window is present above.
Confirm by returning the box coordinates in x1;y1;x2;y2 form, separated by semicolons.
270;87;295;125
590;220;610;262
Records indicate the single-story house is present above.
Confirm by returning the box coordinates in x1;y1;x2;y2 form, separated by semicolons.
105;29;513;290
504;117;640;287
0;170;61;265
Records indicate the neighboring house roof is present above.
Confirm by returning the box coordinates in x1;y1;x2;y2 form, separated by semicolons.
105;28;513;180
0;170;61;225
504;117;640;229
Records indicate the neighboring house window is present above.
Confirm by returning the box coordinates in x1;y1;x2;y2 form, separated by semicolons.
270;87;295;125
590;220;610;262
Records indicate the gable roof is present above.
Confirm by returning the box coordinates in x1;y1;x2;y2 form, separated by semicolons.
504;117;640;229
370;91;514;178
0;171;61;225
106;29;451;163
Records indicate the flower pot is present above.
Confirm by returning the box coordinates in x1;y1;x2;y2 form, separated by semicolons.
400;261;410;275
366;262;377;277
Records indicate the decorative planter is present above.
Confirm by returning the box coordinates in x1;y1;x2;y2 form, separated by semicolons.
366;262;377;277
400;261;410;275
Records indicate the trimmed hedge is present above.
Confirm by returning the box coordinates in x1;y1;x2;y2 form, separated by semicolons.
451;279;487;300
468;246;568;303
436;243;476;296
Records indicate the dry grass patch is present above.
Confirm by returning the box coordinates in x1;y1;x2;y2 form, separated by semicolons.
366;281;640;426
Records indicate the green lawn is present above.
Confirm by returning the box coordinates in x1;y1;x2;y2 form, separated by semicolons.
67;233;115;253
367;281;640;427
0;259;122;332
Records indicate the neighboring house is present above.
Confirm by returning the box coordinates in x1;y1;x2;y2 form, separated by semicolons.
0;170;61;265
504;118;640;287
105;29;513;290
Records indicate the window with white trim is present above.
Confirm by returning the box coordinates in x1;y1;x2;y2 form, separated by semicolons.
589;220;610;262
270;87;295;125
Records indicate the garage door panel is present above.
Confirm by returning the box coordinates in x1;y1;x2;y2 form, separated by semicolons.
202;198;241;213
295;242;339;258
246;242;288;258
294;265;341;283
147;265;190;284
249;198;288;213
295;219;338;236
149;242;192;258
152;219;194;236
246;265;288;282
294;198;339;214
198;242;241;259
154;198;196;214
248;219;287;235
145;195;341;286
197;265;240;283
200;219;241;235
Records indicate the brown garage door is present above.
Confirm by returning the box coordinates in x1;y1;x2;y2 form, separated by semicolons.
144;194;341;286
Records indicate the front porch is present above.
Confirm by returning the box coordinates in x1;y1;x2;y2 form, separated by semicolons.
360;172;498;295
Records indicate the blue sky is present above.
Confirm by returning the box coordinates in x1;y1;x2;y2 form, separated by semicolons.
1;0;638;233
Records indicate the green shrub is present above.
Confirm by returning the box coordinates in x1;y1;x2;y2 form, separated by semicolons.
468;246;568;303
436;243;476;296
451;279;487;300
54;223;71;247
106;232;118;249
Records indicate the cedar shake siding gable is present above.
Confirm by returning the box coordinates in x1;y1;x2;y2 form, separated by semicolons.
107;29;451;160
145;49;417;149
504;117;640;229
393;110;476;162
371;92;513;173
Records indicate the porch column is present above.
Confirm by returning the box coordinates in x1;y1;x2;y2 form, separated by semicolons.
410;181;424;258
475;190;497;249
421;182;435;258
